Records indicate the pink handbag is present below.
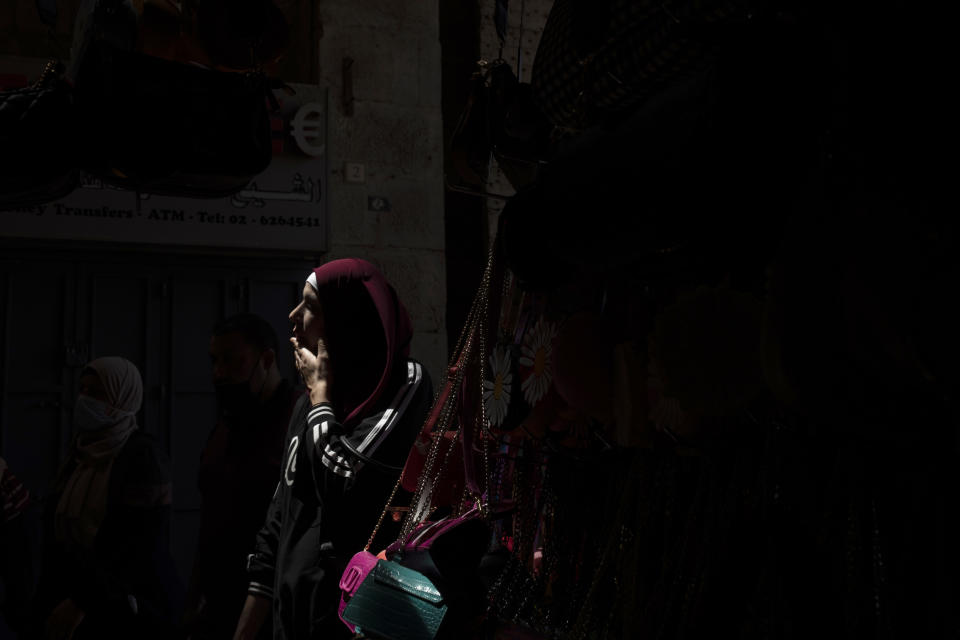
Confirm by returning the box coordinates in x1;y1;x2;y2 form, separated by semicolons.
383;505;494;606
337;550;380;627
384;506;481;557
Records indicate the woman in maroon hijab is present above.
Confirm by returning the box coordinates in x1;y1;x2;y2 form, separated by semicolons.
233;259;433;640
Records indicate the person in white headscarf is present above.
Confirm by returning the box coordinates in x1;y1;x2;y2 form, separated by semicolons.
33;357;183;640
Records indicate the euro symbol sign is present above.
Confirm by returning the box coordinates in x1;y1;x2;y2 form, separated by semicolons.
291;103;326;157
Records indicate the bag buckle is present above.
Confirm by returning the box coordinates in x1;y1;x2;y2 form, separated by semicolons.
340;564;366;592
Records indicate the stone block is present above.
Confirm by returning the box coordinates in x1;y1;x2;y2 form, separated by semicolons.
372;249;446;334
327;101;443;180
319;27;421;107
376;179;445;251
418;37;442;108
319;26;441;109
326;180;379;248
321;0;437;34
321;245;379;264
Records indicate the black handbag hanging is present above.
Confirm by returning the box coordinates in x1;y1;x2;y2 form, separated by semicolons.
0;60;80;210
447;0;552;197
3;0;287;205
73;40;279;198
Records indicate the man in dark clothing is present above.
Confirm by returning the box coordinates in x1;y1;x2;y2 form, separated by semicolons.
184;314;296;640
233;260;432;640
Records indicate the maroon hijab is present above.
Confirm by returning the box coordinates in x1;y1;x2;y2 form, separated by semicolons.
310;259;413;428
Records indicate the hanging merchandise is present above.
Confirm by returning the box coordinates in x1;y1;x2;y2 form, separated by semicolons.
470;270;627;639
449;63;494;190
487;0;554;193
448;0;514;192
484;272;537;439
427;3;958;635
398;248;503;508
364;188;958;639
484;344;516;431
1;0;288;205
340;555;450;640
339;243;507;640
516;317;557;408
0;60;80;210
0;0;78;209
448;60;552;196
488;274;602;444
488;69;553;192
72;39;282;198
447;0;552;197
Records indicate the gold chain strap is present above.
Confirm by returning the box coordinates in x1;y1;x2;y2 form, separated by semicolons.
401;322;477;537
476;247;493;517
400;335;473;539
364;477;402;552
32;60;61;88
470;245;495;516
397;245;499;541
363;259;488;550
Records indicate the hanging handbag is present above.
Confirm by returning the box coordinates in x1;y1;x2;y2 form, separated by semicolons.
402;426;466;508
448;5;552;196
341;558;449;640
339;244;505;639
337;466;480;640
340;486;495;640
0;60;80;209
72;39;280;198
487;62;552;192
449;64;493;189
384;505;492;605
400;238;504;506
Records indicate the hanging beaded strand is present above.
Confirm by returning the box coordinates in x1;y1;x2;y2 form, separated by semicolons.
399;244;498;540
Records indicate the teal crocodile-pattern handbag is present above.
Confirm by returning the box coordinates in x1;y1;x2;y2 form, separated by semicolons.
341;559;448;640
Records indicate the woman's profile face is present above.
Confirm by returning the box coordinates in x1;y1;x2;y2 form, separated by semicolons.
78;372;109;403
289;283;326;351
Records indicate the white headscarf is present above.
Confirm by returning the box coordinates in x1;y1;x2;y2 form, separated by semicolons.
55;357;143;550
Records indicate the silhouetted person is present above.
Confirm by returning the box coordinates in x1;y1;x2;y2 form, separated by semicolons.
33;358;181;640
182;314;294;640
232;259;432;640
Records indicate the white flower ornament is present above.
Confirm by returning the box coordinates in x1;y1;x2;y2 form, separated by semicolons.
519;319;557;406
483;346;513;428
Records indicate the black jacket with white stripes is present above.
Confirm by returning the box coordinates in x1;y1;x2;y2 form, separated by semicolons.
246;358;431;640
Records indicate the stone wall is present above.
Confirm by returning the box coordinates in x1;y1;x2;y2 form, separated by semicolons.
317;0;447;383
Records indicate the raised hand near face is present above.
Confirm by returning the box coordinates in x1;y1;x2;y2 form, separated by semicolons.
291;337;330;406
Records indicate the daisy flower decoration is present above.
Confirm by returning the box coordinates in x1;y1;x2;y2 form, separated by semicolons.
483;346;513;428
519;318;558;406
